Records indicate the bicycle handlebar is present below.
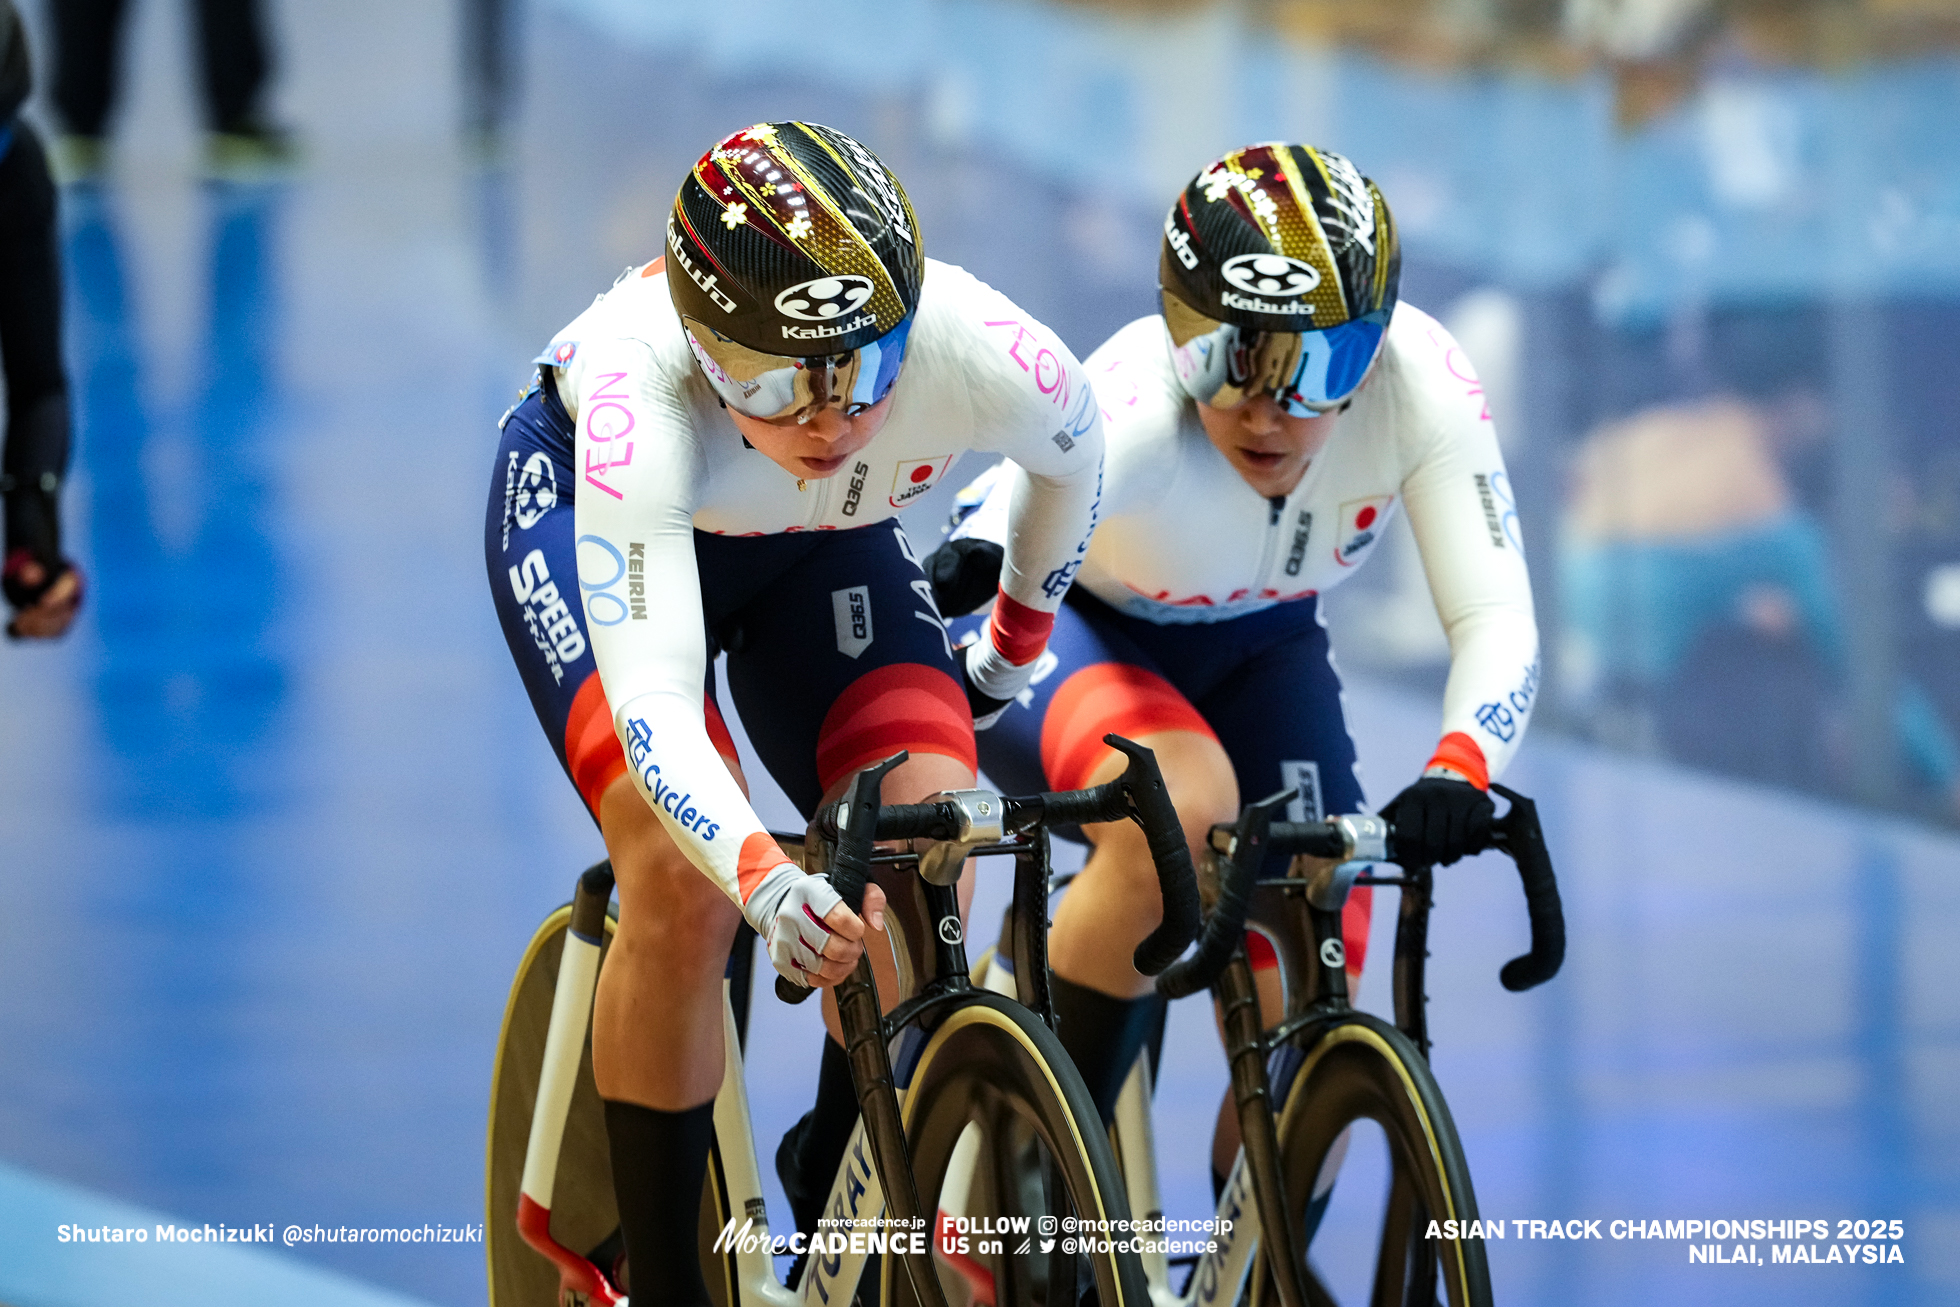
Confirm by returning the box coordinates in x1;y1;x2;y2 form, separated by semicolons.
1487;782;1564;991
774;734;1202;1005
1155;784;1564;1000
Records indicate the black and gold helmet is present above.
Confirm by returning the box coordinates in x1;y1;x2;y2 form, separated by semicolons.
668;122;924;420
1160;143;1400;414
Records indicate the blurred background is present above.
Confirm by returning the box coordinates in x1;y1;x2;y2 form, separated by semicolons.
0;0;1956;1305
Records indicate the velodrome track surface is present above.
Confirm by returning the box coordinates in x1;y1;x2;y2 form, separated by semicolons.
0;3;1954;1304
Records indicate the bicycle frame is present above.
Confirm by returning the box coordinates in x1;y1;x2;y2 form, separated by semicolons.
1111;783;1561;1307
513;807;1095;1306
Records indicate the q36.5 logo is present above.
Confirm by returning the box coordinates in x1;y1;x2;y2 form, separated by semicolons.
1220;253;1320;298
776;276;875;322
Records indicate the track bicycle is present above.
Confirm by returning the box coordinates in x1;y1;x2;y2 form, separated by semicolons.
1072;784;1563;1307
488;734;1204;1307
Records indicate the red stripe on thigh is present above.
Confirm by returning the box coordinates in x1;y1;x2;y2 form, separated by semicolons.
566;672;628;818
1039;662;1215;795
565;671;739;817
815;663;977;795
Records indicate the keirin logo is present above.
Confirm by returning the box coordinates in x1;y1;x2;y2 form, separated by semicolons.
1220;253;1320;298
777;276;875;322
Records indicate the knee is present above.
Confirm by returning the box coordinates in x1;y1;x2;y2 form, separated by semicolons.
607;814;740;977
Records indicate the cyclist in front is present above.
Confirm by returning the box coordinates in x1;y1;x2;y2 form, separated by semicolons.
937;142;1539;1192
485;122;1100;1305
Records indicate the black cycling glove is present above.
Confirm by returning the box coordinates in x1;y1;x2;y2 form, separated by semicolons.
1380;776;1494;867
924;537;1004;618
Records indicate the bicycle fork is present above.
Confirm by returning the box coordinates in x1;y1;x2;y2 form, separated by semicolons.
518;863;625;1307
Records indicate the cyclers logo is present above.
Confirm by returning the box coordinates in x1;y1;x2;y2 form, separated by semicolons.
776;276;874;322
623;719;721;840
508;550;586;685
833;586;873;658
1220;253;1320;298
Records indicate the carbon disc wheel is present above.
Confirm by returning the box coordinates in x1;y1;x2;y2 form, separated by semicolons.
884;993;1151;1307
1248;1014;1491;1307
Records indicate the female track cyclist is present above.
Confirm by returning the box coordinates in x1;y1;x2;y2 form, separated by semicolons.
485;121;1101;1304
936;142;1540;1190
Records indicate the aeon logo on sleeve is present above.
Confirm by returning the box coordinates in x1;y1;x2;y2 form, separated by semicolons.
890;455;952;508
1221;253;1321;298
776;276;875;322
832;586;873;658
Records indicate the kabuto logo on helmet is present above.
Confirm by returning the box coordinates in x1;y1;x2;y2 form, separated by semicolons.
1221;253;1321;299
776;276;876;323
666;217;738;315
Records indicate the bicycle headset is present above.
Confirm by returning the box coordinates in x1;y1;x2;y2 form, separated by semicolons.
667;121;924;424
1160;142;1401;415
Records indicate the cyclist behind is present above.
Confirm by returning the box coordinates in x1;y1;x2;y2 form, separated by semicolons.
935;143;1538;1188
485;122;1099;1305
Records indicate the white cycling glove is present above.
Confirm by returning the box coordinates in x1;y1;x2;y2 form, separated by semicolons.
744;865;846;987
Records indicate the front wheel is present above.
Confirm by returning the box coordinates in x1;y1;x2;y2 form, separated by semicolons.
889;993;1151;1307
1248;1013;1491;1307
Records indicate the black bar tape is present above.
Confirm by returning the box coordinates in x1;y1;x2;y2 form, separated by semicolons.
1490;783;1565;991
871;802;960;842
1261;822;1348;859
1037;778;1128;827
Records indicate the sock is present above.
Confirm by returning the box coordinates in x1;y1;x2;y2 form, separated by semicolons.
1050;974;1165;1127
603;1098;715;1305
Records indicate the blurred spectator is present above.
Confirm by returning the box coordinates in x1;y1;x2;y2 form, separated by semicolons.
1560;390;1960;818
462;0;513;156
1;0;81;639
47;0;290;180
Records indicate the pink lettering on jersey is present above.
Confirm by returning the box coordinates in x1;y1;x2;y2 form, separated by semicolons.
583;372;636;499
1034;348;1066;395
1428;325;1491;421
985;319;1038;373
986;319;1083;415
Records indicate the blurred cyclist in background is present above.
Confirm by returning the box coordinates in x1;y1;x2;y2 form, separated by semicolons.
1;0;81;640
485;122;1101;1303
934;142;1539;1195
